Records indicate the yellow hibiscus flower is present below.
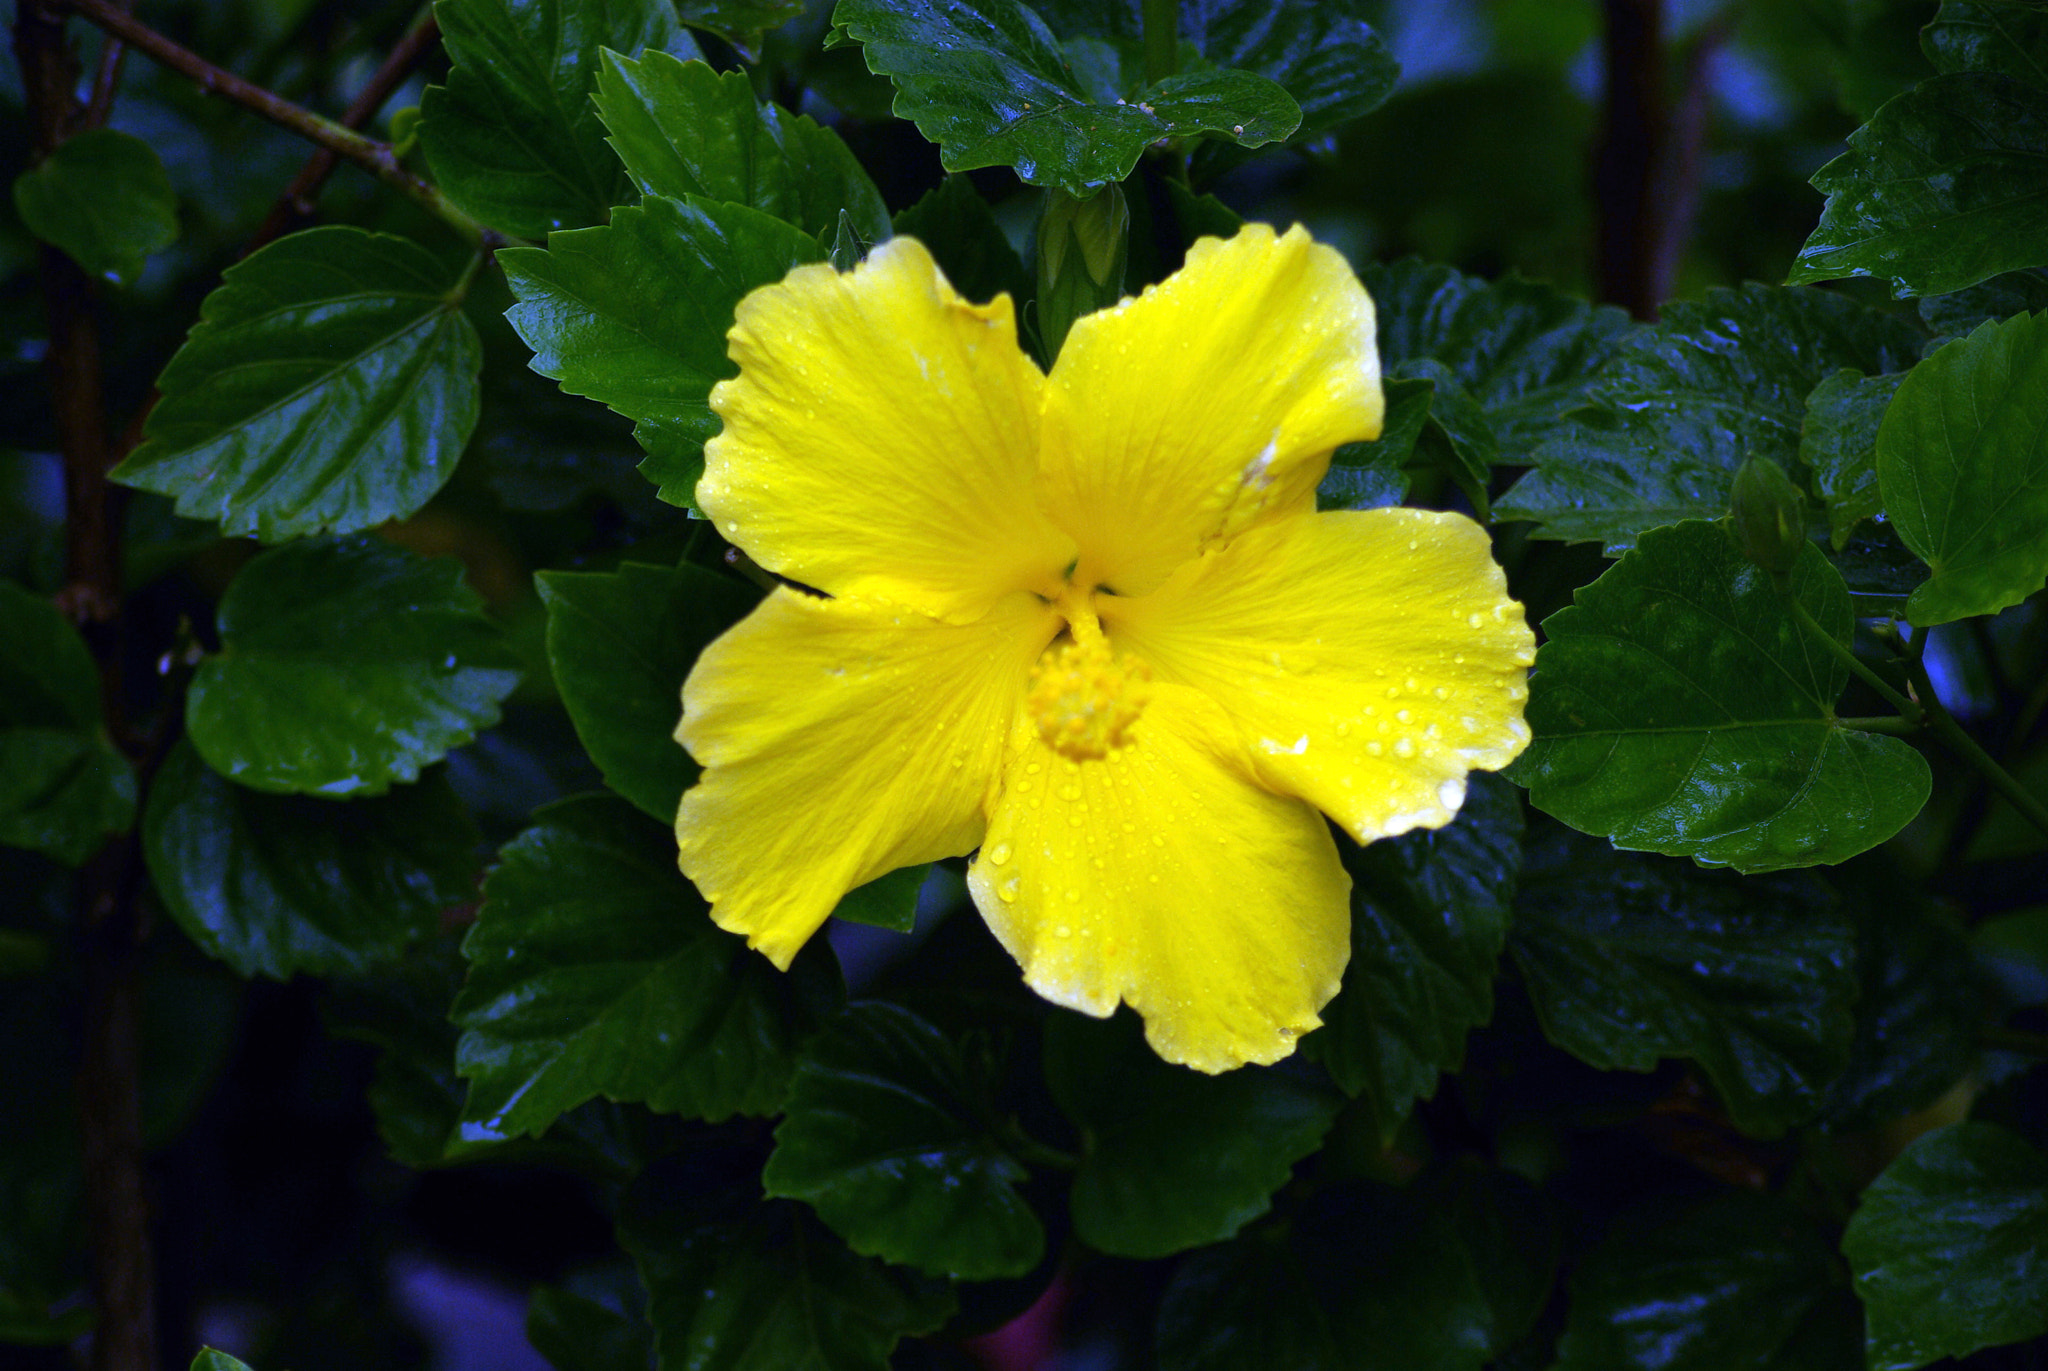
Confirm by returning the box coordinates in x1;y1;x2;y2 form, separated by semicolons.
675;223;1534;1073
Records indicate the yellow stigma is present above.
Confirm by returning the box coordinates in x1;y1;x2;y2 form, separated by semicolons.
1028;636;1151;761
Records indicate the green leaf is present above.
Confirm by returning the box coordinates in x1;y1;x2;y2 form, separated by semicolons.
1362;258;1634;466
527;1281;656;1371
1790;72;2048;297
454;795;841;1137
891;175;1032;309
1046;1008;1343;1258
1820;879;1980;1130
1878;311;2048;624
1924;2;2048;88
763;1003;1042;1280
1800;367;1905;548
142;740;480;980
1844;1122;2048;1370
1509;829;1857;1136
537;559;758;822
829;863;927;934
676;0;805;49
1421;1162;1560;1356
1918;267;2048;343
1552;1193;1860;1371
620;1157;954;1371
0;583;135;866
594;51;889;244
1305;773;1521;1140
192;1351;257;1371
185;536;520;798
1510;521;1933;871
421;0;697;239
11;128;177;287
501;194;823;509
1497;285;1922;551
1157;1181;1496;1371
833;0;1300;194
1177;0;1399;144
1317;378;1428;511
109;227;482;542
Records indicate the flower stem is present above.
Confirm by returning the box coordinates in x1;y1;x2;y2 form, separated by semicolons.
1785;595;2048;845
1785;596;1921;721
1901;653;2048;845
1837;715;1919;737
1142;0;1178;85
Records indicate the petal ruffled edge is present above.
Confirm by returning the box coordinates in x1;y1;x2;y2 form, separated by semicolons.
698;237;1075;623
1035;223;1384;597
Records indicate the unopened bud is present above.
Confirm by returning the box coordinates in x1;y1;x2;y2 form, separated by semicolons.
1037;185;1128;358
1729;457;1809;574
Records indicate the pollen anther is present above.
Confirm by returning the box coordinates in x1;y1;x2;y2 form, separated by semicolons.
1028;637;1151;761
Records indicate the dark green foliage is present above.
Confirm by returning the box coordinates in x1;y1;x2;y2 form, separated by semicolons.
14;2;2048;1368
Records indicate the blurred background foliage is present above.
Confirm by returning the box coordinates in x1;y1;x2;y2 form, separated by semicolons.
5;0;2047;1369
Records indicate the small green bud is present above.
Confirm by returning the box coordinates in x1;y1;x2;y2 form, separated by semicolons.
1729;457;1809;574
1036;185;1129;359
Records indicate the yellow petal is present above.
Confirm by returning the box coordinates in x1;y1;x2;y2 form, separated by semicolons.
699;237;1075;622
1103;508;1534;843
967;683;1351;1073
1037;224;1383;596
678;586;1059;967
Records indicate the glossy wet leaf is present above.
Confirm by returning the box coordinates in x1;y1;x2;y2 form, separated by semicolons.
1421;1162;1560;1355
0;583;135;867
537;559;757;821
501;194;822;509
455;795;841;1137
676;0;805;49
764;1003;1041;1279
891;175;1032;309
1552;1193;1860;1371
421;0;696;239
1844;1122;2048;1369
1918;267;2048;344
11;128;176;287
1496;285;1921;551
1790;72;2048;297
1032;0;1399;147
1046;1009;1342;1258
594;51;888;243
833;0;1299;194
620;1156;954;1371
109;228;482;542
142;741;479;980
1877;311;2048;625
185;536;520;798
1157;1181;1496;1371
1511;521;1932;871
1800;368;1904;548
1306;774;1521;1141
1363;258;1633;467
1510;830;1856;1136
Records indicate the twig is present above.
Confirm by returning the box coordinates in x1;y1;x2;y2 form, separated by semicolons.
83;0;130;128
1594;0;1665;319
53;0;485;244
250;8;442;249
16;9;156;1371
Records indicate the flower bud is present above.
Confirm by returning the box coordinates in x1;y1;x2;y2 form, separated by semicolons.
1036;185;1128;359
1729;457;1809;575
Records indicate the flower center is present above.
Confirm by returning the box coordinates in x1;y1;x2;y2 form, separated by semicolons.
1028;635;1151;761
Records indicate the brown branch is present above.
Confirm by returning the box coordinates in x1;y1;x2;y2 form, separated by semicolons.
251;10;443;249
53;0;484;243
16;8;157;1371
1594;0;1666;320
